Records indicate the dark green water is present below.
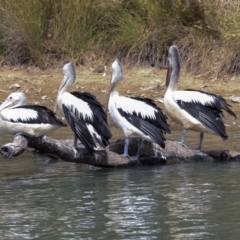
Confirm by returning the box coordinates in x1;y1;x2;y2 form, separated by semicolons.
0;127;240;239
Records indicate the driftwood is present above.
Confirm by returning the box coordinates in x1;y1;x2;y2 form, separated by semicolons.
1;135;240;167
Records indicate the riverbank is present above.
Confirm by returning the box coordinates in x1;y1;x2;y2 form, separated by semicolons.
0;64;240;128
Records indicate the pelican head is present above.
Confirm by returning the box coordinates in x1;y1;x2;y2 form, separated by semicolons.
166;45;181;87
0;92;26;112
59;62;76;91
106;58;123;111
111;59;123;83
54;62;76;113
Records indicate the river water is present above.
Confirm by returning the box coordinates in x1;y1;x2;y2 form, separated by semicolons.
0;125;240;239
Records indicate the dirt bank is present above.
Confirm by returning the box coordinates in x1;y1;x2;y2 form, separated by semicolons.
0;64;240;128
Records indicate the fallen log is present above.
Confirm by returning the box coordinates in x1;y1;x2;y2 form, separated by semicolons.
1;135;240;167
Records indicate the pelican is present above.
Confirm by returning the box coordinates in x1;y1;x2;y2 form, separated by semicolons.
164;45;236;151
107;59;170;160
54;62;112;154
0;92;66;137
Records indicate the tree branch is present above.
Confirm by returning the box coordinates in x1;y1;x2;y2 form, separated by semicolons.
1;135;240;167
1;135;28;158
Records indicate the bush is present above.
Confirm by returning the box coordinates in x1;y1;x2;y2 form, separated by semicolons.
0;0;240;75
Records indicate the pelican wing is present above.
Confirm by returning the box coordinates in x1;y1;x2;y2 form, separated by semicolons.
62;104;96;153
1;105;66;126
62;92;112;149
117;96;170;134
175;90;236;118
116;96;170;147
70;92;112;146
174;90;236;139
119;111;166;148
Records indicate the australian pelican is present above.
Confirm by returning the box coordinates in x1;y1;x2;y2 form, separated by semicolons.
0;92;66;137
54;62;112;154
164;45;236;151
107;59;171;160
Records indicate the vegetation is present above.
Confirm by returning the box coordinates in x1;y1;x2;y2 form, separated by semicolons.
0;0;240;76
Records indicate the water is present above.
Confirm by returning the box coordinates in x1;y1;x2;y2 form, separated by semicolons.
0;127;240;239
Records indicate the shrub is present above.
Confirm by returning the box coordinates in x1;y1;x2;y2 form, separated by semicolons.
0;0;240;75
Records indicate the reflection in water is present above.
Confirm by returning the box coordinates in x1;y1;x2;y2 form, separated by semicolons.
162;165;216;239
103;169;162;238
1;157;240;239
0;127;240;239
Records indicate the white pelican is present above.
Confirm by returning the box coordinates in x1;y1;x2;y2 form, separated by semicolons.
54;62;112;154
107;59;170;160
0;92;66;137
164;45;236;151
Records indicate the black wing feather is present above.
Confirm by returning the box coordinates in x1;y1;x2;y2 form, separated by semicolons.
118;98;170;148
185;90;236;118
62;104;96;153
128;97;171;134
71;92;112;146
120;112;166;148
177;100;228;139
177;90;236;140
5;105;66;126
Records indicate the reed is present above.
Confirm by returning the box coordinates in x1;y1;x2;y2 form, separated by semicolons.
0;0;47;66
0;0;111;67
0;0;239;75
44;0;111;64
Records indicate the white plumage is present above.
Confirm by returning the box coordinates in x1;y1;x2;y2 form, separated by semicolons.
107;59;170;160
164;45;236;151
54;62;112;154
174;90;216;104
61;92;94;120
1;108;38;121
115;96;157;119
0;92;65;137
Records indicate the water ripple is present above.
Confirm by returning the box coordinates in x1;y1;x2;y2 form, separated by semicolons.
0;131;240;238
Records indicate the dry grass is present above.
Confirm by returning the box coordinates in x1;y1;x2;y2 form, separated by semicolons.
0;0;47;66
177;1;240;76
0;0;240;76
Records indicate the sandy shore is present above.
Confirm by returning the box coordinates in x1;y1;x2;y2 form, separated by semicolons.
0;64;239;128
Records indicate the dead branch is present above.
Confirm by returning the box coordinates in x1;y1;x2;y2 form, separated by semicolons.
1;135;240;167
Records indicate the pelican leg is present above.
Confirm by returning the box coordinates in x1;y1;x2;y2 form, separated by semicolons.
73;133;88;154
73;134;78;148
121;138;130;158
121;138;143;161
192;132;204;153
153;143;159;157
178;129;188;147
131;138;143;160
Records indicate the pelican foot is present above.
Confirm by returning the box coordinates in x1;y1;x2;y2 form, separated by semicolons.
75;147;89;156
121;153;131;159
129;155;139;161
177;141;187;148
191;148;201;153
120;153;137;161
94;152;101;162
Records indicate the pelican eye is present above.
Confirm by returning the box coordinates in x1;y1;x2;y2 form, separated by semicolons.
9;96;12;100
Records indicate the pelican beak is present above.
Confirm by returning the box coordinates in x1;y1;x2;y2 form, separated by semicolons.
53;100;58;114
106;75;117;112
166;61;172;87
54;75;68;114
58;75;68;92
0;100;14;112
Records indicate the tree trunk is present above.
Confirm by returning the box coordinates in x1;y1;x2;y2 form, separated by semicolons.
1;135;240;167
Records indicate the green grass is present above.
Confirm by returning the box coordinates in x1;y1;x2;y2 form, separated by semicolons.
0;0;240;75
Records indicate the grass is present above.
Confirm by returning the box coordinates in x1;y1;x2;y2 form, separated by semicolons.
0;0;47;66
0;0;240;76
